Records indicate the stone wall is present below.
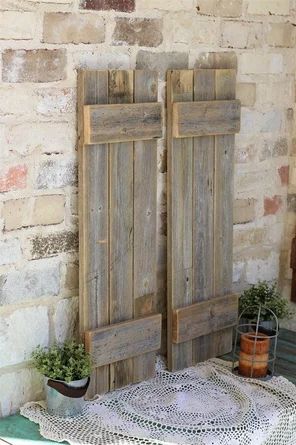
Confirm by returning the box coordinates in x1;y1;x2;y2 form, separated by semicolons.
0;0;295;416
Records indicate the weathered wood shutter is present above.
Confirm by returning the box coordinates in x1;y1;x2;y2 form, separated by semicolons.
78;70;162;395
167;69;241;371
290;236;296;302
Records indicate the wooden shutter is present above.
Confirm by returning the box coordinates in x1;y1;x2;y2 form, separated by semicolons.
78;70;162;395
167;69;240;371
290;236;296;302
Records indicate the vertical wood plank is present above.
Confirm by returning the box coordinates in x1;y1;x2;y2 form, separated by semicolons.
214;69;236;355
167;70;194;371
109;70;134;390
78;70;110;396
192;70;216;363
133;70;158;381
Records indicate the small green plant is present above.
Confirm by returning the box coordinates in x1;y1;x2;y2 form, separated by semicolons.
239;281;292;321
32;341;92;383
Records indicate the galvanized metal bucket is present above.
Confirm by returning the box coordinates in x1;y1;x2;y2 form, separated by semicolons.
45;376;90;417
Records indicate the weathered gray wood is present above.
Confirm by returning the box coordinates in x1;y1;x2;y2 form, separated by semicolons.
214;69;236;356
109;71;134;390
172;99;240;138
172;294;238;344
78;70;110;397
84;102;162;144
133;70;158;382
85;314;162;367
192;69;216;363
79;69;162;393
167;68;239;371
167;70;194;371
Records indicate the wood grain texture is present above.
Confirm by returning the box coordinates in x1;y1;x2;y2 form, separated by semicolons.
192;69;216;364
167;70;194;371
109;70;134;390
78;70;110;396
172;294;238;344
85;314;162;367
214;69;236;356
84;102;162;144
172;99;240;138
79;69;161;393
133;70;158;382
167;68;239;371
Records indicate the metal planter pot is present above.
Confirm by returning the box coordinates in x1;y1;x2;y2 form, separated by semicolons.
45;376;90;417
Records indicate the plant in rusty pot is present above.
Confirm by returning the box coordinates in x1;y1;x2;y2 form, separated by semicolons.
32;341;92;417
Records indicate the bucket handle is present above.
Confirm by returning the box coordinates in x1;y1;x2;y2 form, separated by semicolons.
47;377;90;398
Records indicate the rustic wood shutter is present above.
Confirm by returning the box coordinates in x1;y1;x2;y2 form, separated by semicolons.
167;69;241;371
78;70;162;395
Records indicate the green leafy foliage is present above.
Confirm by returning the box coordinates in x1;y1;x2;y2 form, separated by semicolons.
239;281;292;321
31;341;92;383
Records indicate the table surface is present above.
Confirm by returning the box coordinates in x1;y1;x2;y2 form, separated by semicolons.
0;328;295;445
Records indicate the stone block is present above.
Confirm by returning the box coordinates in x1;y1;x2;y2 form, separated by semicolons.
43;13;105;44
235;140;256;164
221;20;263;49
264;195;282;215
0;85;35;115
278;165;289;185
256;79;294;106
36;158;77;189
196;0;242;17
287;194;296;212
164;13;218;46
195;51;237;69
33;195;65;226
8;122;75;155
36;88;75;115
245;251;279;284
81;0;135;12
234;198;256;224
53;297;78;343
233;261;245;283
260;137;288;160
136;50;188;76
30;231;78;259
240;108;282;135
2;49;67;83
0;306;49;367
236;83;256;107
234;227;265;248
247;0;290;15
0;368;43;417
65;261;79;290
3;195;65;230
0;165;27;193
240;53;283;74
267;22;295;48
72;48;131;70
0;11;36;40
136;0;194;10
0;259;60;305
113;18;163;47
0;238;21;266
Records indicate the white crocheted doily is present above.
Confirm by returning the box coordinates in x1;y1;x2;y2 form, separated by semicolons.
21;359;296;445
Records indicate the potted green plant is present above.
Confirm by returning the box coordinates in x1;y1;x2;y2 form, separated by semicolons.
239;281;292;332
32;341;92;417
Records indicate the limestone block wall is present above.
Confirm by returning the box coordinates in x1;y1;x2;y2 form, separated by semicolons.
0;0;295;416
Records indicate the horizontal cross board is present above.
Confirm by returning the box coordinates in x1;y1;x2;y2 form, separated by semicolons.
85;314;162;367
172;294;238;344
173;99;241;138
84;102;162;144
